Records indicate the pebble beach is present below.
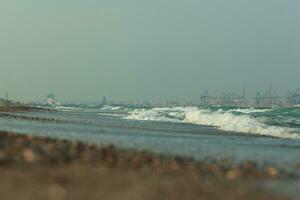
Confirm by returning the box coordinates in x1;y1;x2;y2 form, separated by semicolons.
0;130;296;200
0;106;299;200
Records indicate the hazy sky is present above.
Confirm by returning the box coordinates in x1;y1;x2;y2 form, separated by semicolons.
1;0;300;102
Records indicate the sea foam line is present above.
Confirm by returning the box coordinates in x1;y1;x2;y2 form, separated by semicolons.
126;107;300;139
184;108;300;139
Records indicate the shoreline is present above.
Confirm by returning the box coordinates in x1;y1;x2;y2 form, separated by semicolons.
0;131;296;200
0;105;51;113
0;105;296;141
0;106;288;140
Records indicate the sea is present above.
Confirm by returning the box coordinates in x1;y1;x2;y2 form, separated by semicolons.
0;104;300;197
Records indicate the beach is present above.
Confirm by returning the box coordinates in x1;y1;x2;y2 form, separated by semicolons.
0;105;299;199
0;130;295;200
2;1;300;199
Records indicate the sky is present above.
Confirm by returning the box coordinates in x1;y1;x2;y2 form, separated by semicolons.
1;0;300;102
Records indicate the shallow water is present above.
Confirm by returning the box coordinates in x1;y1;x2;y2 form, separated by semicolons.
1;105;300;198
0;106;299;167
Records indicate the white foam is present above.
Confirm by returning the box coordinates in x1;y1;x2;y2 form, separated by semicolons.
184;108;300;139
126;107;300;139
55;106;81;111
126;108;181;122
97;113;125;117
228;108;271;114
101;106;121;111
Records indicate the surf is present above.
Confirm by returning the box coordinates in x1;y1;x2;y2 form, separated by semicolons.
126;107;300;139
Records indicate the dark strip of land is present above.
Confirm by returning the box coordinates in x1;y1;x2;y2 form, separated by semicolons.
0;105;50;113
0;131;296;200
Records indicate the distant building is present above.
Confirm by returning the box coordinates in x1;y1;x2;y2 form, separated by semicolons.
254;93;265;107
102;96;107;105
0;98;10;107
200;91;209;106
287;88;300;105
47;94;56;105
254;86;279;107
200;90;243;106
0;99;6;106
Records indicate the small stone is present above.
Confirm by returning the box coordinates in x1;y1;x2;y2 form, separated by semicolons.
266;167;278;177
0;150;6;160
226;170;239;180
22;149;35;163
48;184;66;200
207;164;220;175
169;159;180;171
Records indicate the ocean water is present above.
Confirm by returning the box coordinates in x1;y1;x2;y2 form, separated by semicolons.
1;105;300;197
126;106;300;139
0;105;299;166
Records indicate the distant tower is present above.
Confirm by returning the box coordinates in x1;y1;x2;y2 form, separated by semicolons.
5;90;8;102
292;88;300;105
255;92;262;106
102;96;107;105
268;84;273;106
5;90;9;106
241;83;246;106
200;90;209;106
296;88;300;104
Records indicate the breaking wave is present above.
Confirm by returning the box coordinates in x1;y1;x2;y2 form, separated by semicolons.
101;106;122;111
126;107;185;122
184;108;300;139
55;106;82;112
227;108;271;114
126;107;300;139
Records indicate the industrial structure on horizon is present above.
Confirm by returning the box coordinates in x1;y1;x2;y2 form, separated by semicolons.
46;94;56;105
28;87;300;108
200;86;300;108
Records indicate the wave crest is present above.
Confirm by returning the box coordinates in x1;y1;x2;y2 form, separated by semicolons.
126;107;300;139
184;108;300;139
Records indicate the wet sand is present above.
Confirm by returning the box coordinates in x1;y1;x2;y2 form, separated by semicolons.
0;131;296;200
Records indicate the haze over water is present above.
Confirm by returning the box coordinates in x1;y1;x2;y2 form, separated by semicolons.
0;104;299;164
1;1;300;102
1;1;300;199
